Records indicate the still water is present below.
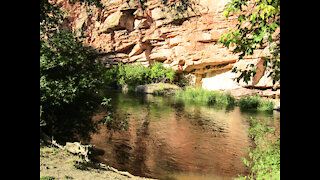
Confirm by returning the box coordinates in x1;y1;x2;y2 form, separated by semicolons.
89;91;280;180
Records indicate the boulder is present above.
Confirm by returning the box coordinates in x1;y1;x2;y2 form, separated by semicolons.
100;10;135;33
100;11;123;33
64;142;94;162
135;83;181;95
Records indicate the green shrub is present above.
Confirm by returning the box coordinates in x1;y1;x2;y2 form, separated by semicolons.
236;118;280;180
238;95;274;111
150;62;175;83
118;63;151;88
258;99;275;111
238;95;260;110
104;62;175;91
40;176;55;180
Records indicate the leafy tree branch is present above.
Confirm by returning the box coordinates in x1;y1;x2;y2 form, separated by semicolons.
218;0;280;85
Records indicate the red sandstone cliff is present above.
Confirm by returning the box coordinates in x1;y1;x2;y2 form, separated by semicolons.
51;0;278;89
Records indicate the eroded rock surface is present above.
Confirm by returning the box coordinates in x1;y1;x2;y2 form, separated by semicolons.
51;0;278;89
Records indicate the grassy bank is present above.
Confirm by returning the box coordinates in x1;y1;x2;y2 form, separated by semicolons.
176;88;275;111
176;88;235;106
238;95;275;111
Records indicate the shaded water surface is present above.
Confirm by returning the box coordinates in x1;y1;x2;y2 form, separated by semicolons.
89;91;280;179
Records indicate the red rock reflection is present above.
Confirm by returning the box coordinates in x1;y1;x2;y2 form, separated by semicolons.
88;93;278;179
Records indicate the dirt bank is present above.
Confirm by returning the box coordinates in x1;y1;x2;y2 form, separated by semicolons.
40;140;154;180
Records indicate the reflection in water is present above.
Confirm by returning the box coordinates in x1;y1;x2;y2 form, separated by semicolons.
89;91;280;179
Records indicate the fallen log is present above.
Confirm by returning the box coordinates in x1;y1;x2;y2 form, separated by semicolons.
99;163;135;178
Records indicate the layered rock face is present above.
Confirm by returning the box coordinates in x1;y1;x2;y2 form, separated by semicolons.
52;0;277;89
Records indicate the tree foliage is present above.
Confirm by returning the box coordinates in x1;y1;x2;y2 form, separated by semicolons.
40;0;106;141
218;0;280;84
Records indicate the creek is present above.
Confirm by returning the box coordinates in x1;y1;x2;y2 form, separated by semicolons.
89;90;280;180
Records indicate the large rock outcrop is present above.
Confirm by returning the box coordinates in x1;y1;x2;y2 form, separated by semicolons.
51;0;278;89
